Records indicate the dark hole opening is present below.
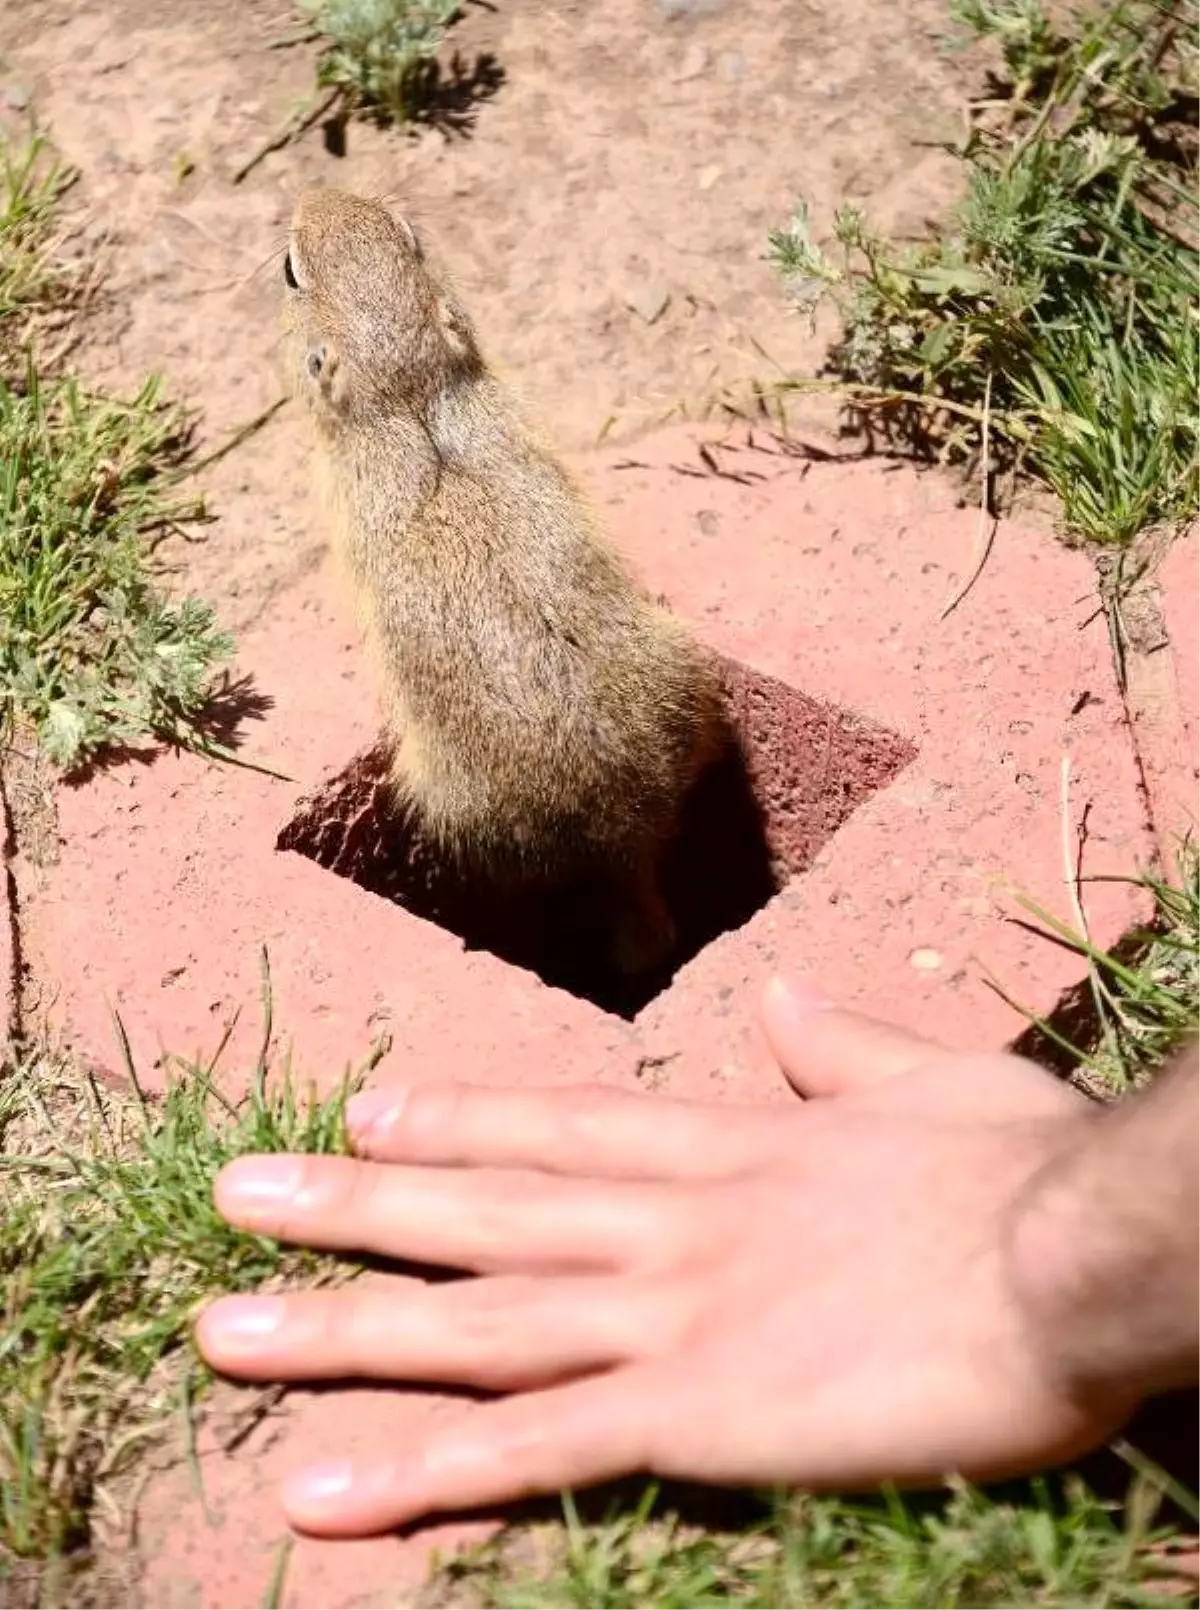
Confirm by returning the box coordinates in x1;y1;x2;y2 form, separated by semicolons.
278;658;917;1019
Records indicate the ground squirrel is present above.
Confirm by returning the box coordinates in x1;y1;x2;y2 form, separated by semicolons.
282;185;725;974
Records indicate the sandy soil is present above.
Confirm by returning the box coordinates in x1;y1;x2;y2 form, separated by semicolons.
3;0;969;630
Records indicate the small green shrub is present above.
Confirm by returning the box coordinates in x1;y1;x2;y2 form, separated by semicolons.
301;0;460;123
0;369;232;767
0;121;236;770
0;127;78;371
769;0;1199;547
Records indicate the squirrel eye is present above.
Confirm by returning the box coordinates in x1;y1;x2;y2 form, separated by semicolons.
307;345;324;378
283;251;299;289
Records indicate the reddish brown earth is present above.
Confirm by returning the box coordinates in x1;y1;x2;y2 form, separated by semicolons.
0;0;1195;1604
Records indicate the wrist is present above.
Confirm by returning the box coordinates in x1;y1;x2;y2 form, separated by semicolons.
1005;1067;1199;1405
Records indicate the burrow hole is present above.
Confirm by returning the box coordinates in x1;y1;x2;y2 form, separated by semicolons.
278;657;917;1019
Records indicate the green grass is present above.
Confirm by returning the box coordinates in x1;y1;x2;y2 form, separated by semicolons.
0;967;382;1565
0;126;79;372
435;1482;1196;1609
300;0;460;123
768;0;1198;549
1011;846;1200;1094
0;122;235;770
0;369;234;767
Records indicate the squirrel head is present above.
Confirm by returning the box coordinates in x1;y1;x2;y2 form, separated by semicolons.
283;186;481;428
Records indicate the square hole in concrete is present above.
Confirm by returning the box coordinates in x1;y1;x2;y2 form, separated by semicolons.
278;658;916;1019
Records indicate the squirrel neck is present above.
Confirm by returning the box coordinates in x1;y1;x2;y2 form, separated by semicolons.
322;371;538;566
328;412;436;552
426;370;531;476
339;370;533;494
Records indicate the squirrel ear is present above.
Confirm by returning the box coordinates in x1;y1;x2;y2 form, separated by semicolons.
306;339;346;406
398;215;423;258
437;296;472;360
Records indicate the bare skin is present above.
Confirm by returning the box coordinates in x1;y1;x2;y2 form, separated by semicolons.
196;978;1199;1538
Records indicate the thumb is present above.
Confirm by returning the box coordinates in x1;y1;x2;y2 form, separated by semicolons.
761;975;944;1099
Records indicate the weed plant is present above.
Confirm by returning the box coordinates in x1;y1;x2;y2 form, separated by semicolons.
0;125;232;767
300;0;460;123
769;0;1199;547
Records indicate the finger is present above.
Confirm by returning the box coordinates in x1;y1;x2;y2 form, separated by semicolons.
212;1154;685;1274
761;975;945;1098
346;1081;785;1181
197;1272;667;1390
281;1367;663;1536
761;978;1081;1119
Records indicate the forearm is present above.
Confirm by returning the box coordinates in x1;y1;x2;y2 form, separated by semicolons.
1008;1039;1199;1403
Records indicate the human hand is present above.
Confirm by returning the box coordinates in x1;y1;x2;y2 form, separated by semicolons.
196;980;1134;1537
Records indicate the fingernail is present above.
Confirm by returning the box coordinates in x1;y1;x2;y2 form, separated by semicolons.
285;1459;356;1508
218;1155;304;1210
203;1295;286;1345
345;1087;406;1137
765;974;835;1015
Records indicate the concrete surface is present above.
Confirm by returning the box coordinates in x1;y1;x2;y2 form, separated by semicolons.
24;425;1158;1606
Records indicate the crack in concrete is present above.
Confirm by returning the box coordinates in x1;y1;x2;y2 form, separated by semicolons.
1095;537;1195;872
0;755;26;1044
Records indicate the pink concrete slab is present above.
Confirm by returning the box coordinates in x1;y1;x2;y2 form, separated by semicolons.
34;428;1151;1098
136;1367;496;1610
600;431;1153;1091
26;427;1153;1604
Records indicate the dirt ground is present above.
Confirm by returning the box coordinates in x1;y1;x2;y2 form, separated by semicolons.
3;0;970;631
